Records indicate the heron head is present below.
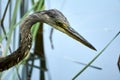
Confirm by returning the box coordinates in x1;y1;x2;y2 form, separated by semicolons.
38;9;96;50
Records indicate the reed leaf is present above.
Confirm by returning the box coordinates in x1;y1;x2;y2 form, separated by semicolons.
72;31;120;80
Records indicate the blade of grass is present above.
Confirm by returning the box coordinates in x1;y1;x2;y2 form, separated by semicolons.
31;0;45;40
49;28;54;49
0;0;21;79
64;56;102;70
3;0;21;56
117;55;120;72
1;0;40;48
31;1;46;80
0;2;38;79
72;31;120;80
3;1;38;55
0;0;12;53
73;61;102;70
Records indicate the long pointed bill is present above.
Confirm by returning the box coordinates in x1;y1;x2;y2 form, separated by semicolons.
63;26;97;51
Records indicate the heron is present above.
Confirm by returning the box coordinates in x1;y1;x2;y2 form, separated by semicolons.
0;9;96;71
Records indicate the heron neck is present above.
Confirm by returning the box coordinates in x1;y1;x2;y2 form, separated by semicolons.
20;12;44;33
20;12;44;50
0;12;45;71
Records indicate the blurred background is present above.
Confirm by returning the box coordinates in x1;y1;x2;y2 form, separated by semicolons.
0;0;120;80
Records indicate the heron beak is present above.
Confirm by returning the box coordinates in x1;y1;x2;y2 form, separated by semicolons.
63;26;97;51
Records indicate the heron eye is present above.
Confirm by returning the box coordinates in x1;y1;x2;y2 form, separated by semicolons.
56;21;63;26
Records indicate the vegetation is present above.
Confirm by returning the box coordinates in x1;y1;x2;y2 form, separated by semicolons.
0;0;119;80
